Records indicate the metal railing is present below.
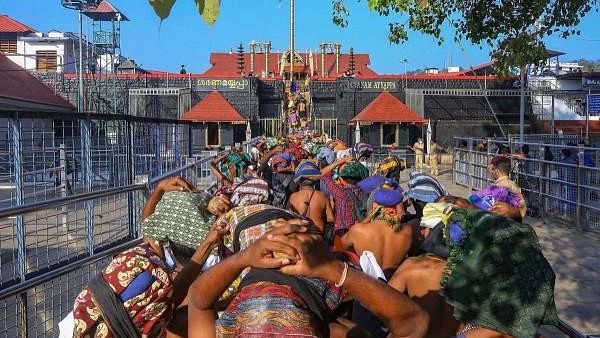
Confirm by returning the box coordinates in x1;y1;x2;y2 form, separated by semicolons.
0;112;219;337
452;136;600;233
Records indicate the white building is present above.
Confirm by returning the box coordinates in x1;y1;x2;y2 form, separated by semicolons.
0;14;92;73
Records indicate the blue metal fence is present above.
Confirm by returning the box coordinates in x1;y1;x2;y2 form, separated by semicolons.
0;112;217;337
452;136;600;233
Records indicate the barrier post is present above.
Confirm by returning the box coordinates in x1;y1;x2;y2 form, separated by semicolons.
487;138;492;186
80;116;94;256
126;120;137;238
576;145;583;231
538;142;545;218
468;138;474;190
153;123;162;177
59;144;68;230
10;113;28;338
451;138;456;186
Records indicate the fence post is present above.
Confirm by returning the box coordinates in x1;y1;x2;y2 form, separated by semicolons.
126;120;138;238
174;123;181;167
154;123;162;177
468;138;474;190
538;142;545;218
59;143;68;230
451;138;456;186
10;113;28;338
188;124;193;158
576;146;584;231
80;116;94;256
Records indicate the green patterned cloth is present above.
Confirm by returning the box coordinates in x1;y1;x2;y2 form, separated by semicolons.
339;161;369;181
142;191;215;250
441;209;558;338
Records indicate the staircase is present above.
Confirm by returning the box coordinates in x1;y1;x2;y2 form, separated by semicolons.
528;77;586;121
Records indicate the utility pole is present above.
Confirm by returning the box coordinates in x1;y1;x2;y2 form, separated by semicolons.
289;0;295;81
78;8;85;112
519;65;526;143
400;58;409;90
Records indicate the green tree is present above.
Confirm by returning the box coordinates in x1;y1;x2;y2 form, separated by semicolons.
334;0;598;75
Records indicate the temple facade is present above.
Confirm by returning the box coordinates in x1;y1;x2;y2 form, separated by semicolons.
34;44;528;150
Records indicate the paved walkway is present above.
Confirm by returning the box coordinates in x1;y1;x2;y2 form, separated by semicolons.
409;168;600;337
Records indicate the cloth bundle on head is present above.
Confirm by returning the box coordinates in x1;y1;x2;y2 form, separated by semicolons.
271;152;295;173
294;161;321;183
218;205;306;254
353;143;374;160
265;137;281;150
407;172;448;203
333;141;347;152
142;191;214;250
339;161;369;181
469;185;521;211
377;156;404;178
302;142;314;155
372;180;404;207
317;147;335;165
231;178;270;207
441;209;558;338
336;148;352;161
310;143;321;156
357;175;389;194
289;143;305;161
223;152;250;178
420;203;455;229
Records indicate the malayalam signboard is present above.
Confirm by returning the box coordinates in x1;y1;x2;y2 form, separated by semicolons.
589;94;600;116
196;78;249;91
582;76;600;88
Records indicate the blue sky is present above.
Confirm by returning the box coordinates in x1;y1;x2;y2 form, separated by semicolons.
2;1;599;74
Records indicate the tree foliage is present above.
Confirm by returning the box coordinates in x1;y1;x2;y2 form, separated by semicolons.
148;0;220;26
333;0;598;74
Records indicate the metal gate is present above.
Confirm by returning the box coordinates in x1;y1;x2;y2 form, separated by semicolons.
313;118;337;138
259;118;282;137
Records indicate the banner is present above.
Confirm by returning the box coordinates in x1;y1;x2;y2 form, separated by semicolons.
196;78;249;90
589;94;600;116
582;76;600;88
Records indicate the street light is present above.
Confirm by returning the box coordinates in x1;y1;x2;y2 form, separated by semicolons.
400;58;409;90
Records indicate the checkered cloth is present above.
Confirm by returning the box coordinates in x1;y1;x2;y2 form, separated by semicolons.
441;209;558;337
142;191;214;250
217;205;302;254
230;178;270;207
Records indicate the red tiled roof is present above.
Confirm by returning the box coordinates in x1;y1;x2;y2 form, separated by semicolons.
83;1;129;21
202;52;378;79
0;53;74;112
180;91;247;122
538;120;600;134
0;14;36;33
350;91;427;124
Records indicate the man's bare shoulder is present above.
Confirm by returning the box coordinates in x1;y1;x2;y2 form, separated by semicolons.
399;256;445;273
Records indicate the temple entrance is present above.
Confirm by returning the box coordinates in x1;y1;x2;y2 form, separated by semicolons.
233;123;247;144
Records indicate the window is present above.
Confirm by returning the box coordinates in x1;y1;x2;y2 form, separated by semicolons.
381;124;398;146
0;39;17;54
36;50;57;72
206;123;220;146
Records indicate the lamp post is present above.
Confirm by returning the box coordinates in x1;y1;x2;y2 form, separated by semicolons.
400;58;409;90
289;0;295;81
